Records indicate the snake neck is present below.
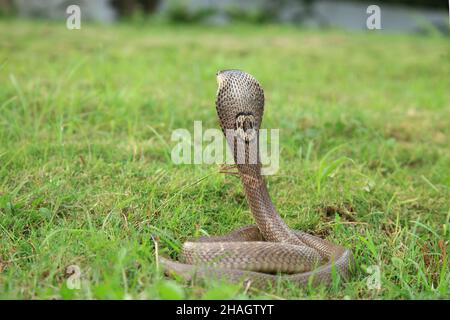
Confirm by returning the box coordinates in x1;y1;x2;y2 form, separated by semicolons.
237;164;303;246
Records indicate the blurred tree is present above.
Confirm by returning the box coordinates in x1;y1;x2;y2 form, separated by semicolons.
345;0;447;9
0;0;13;16
111;0;160;17
259;0;327;25
164;0;216;24
13;0;116;22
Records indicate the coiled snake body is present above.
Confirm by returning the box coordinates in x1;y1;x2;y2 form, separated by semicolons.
160;70;353;288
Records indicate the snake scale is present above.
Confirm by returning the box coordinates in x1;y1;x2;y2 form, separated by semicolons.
160;70;353;288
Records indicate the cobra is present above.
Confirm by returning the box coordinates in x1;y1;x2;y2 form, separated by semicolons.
160;70;354;288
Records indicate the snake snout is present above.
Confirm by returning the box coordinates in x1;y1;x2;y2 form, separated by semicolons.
216;69;243;86
216;69;242;75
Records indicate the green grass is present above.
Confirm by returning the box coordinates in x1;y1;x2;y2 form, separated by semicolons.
0;20;449;299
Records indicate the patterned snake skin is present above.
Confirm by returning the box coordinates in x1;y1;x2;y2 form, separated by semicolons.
160;70;353;288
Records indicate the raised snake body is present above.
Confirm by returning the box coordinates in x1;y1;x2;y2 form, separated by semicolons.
160;70;353;288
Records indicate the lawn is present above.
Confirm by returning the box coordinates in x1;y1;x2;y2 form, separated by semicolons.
0;20;449;299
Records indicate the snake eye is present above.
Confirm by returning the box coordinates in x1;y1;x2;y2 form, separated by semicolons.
235;113;256;142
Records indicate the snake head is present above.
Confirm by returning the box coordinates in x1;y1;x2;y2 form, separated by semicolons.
215;70;264;141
